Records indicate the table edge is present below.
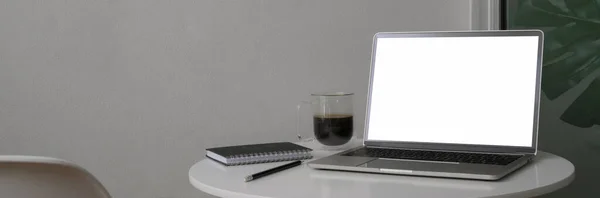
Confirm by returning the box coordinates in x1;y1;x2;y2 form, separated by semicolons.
189;151;575;198
189;168;270;198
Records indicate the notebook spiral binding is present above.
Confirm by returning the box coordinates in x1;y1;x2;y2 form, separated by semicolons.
228;149;313;166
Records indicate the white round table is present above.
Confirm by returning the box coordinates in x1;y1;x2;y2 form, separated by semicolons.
189;140;574;198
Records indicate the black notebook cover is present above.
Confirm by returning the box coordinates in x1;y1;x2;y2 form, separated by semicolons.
206;142;313;166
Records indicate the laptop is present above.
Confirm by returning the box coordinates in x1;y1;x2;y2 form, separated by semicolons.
307;30;544;180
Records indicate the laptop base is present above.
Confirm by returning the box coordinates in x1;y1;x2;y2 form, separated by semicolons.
308;146;533;181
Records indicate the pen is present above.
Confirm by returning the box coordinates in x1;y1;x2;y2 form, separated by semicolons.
244;160;302;182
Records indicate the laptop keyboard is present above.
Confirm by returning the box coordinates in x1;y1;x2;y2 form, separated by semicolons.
343;147;522;165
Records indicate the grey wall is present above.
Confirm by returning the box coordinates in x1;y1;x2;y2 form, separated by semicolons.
0;1;472;197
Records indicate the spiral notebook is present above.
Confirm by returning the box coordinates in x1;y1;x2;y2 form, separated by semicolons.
206;142;313;166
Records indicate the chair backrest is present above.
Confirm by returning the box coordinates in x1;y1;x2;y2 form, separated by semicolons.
0;155;111;198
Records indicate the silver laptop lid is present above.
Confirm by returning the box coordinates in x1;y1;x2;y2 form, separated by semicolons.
364;30;543;154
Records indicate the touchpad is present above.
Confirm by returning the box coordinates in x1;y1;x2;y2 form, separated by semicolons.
310;155;376;167
361;159;463;173
361;159;424;169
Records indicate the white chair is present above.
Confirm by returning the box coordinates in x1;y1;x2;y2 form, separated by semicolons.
0;155;111;198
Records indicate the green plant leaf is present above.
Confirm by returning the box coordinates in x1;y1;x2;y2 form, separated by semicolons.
510;0;600;100
560;77;600;127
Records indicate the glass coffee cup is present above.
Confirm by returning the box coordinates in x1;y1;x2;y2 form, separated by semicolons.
296;92;355;150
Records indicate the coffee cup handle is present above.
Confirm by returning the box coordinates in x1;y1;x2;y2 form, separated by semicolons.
296;101;314;142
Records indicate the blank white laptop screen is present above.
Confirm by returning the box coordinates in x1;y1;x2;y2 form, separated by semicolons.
366;35;540;147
